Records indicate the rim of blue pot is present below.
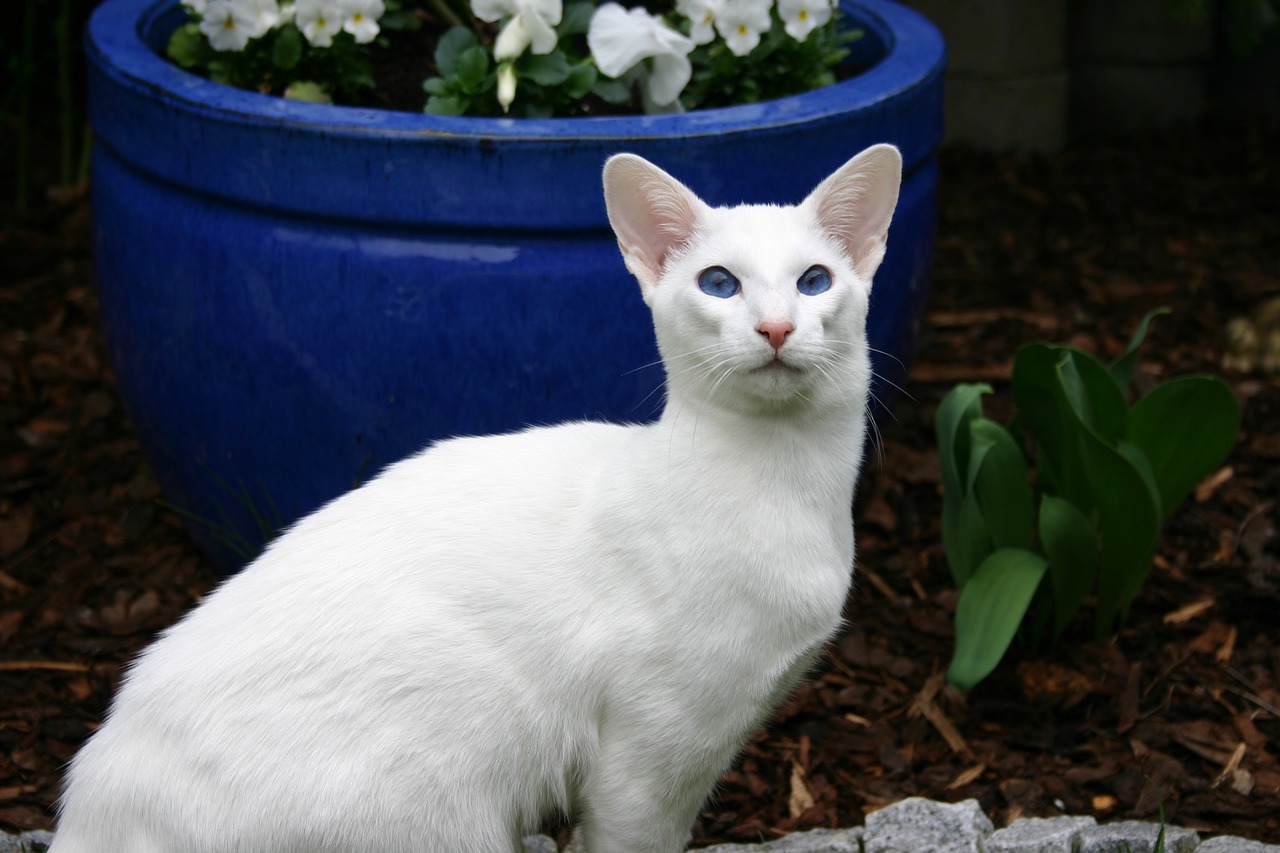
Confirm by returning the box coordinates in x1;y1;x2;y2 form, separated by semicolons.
86;0;945;226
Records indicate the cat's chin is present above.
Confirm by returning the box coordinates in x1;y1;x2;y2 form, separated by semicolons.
740;360;825;408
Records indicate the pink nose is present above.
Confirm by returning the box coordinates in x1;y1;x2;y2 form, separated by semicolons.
758;321;795;352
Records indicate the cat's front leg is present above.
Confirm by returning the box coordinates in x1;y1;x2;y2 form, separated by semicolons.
576;733;727;853
577;781;700;853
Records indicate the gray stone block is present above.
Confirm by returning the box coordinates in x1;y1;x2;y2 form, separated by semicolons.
1077;820;1198;853
697;827;863;852
947;73;1069;152
1070;0;1214;64
1198;838;1280;853
987;815;1098;853
902;0;1067;76
1070;64;1206;137
864;797;994;853
0;831;54;853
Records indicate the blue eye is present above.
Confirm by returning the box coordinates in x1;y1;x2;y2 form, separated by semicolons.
698;266;741;299
798;266;832;296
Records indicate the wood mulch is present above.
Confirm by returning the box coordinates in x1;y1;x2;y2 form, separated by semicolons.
1;123;1277;846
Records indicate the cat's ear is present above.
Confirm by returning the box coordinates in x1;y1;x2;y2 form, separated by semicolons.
803;144;903;284
603;154;709;298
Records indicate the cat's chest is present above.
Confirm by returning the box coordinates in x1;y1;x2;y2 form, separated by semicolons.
581;462;853;631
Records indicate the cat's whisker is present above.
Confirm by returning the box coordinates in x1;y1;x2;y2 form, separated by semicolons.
866;344;908;374
863;404;886;471
868;368;915;404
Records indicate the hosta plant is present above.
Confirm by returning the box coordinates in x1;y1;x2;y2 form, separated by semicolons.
936;309;1241;690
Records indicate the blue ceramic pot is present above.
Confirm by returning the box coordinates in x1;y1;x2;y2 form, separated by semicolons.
85;0;945;571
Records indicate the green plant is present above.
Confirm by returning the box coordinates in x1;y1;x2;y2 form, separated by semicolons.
166;0;857;117
937;309;1241;690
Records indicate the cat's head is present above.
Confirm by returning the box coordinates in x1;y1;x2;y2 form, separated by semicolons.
603;145;902;417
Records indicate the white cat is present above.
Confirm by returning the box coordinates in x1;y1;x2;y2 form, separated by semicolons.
51;143;901;853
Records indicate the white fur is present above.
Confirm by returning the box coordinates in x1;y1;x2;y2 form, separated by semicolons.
51;144;902;853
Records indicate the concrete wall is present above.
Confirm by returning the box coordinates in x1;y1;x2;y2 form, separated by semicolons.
899;0;1278;152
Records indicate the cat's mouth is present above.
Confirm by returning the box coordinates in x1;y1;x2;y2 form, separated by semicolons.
753;355;802;373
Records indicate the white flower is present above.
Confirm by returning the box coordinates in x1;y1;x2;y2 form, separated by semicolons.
241;0;283;36
183;0;208;16
341;0;384;43
294;0;343;46
199;0;258;50
471;0;562;60
497;63;518;112
676;0;723;45
714;0;772;56
778;0;832;42
587;3;695;107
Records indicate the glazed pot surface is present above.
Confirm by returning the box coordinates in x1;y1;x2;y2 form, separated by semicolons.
86;0;945;569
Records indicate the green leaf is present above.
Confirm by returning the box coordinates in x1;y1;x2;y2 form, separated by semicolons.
563;62;597;99
1116;439;1164;519
1038;494;1098;640
591;76;632;104
272;25;303;71
423;94;470;115
520;51;571;86
935;383;991;499
435;26;479;77
1018;341;1161;635
968;418;1033;551
558;1;596;35
1109;306;1171;391
942;493;994;589
454;46;491;94
947;548;1048;690
166;22;207;69
1079;430;1162;635
1126;375;1240;517
1012;345;1088;509
935;384;993;586
282;80;332;103
422;77;452;96
1055;349;1128;444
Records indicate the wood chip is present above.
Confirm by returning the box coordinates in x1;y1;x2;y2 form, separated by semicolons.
1163;598;1216;624
1213;742;1248;790
911;673;972;758
0;660;92;673
1216;625;1238;664
948;764;986;789
1196;465;1234;502
787;761;815;819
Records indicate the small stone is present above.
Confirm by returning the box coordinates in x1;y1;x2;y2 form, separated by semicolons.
696;827;862;852
864;797;994;853
16;830;55;852
1198;838;1280;853
987;816;1098;853
1077;820;1198;853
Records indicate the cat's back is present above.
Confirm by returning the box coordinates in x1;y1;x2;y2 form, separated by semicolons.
180;418;639;616
54;420;640;853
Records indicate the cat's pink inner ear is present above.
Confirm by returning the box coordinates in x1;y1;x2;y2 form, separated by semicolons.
806;144;903;283
603;154;704;289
